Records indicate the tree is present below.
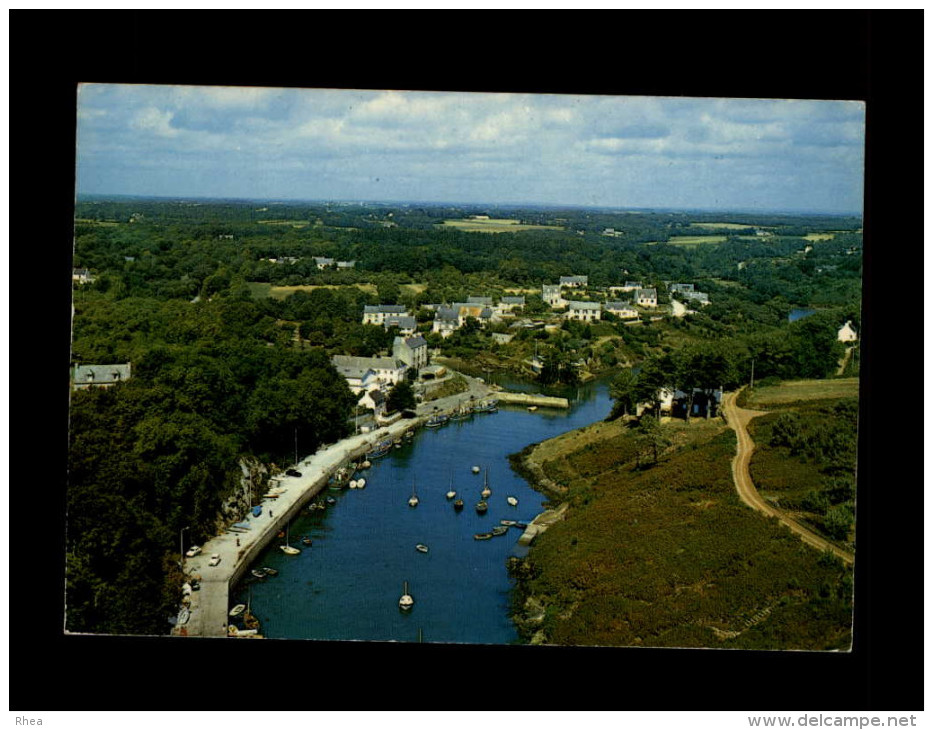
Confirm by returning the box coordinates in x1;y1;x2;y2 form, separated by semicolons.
609;368;639;419
634;415;671;467
386;380;416;413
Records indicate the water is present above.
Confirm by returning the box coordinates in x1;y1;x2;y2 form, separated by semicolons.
236;377;611;644
788;307;816;322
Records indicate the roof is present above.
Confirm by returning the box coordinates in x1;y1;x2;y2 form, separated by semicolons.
435;307;459;322
560;275;588;284
74;363;131;385
332;355;403;378
363;304;408;314
405;336;428;349
568;301;601;310
501;296;525;305
384;315;417;330
637;288;657;298
542;284;561;293
669;283;695;292
467;296;493;305
605;301;636;311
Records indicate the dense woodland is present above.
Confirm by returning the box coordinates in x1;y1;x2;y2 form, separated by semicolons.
68;197;862;635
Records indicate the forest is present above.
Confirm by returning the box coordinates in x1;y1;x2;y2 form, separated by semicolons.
68;198;862;635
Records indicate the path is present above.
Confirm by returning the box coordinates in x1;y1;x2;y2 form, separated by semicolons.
721;389;854;566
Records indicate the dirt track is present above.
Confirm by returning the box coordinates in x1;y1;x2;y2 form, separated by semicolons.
722;389;854;566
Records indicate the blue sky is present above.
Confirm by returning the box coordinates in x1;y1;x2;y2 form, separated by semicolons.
76;84;866;214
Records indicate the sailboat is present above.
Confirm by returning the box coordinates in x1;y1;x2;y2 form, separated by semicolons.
475;498;488;514
279;523;301;555
453;493;464;511
481;469;492;499
399;581;414;611
507;496;519;507
408;479;419;507
445;473;456;500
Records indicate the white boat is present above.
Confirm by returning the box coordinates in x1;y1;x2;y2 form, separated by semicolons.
507;496;518;507
445;474;456;500
527;405;538;412
481;468;491;499
472;466;480;474
399;581;414;611
357;478;366;489
415;544;429;553
279;524;301;555
229;604;246;617
408;479;419;507
177;606;190;625
349;480;358;489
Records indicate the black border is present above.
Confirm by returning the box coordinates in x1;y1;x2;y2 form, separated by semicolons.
14;9;918;712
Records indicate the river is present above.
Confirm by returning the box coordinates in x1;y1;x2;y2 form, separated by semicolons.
234;376;611;644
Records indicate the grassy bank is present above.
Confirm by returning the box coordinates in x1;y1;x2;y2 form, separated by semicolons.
509;416;853;650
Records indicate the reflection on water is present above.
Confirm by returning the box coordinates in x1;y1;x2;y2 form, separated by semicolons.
237;377;611;644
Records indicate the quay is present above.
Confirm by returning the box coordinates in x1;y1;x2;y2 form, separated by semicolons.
494;391;570;409
176;416;424;638
517;503;569;546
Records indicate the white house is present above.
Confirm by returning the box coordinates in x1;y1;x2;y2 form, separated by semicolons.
636;288;658;308
332;355;407;391
565;301;602;322
560;275;588;288
314;257;335;270
542;284;566;308
669;283;695;294
837;320;858;343
681;291;710;306
604;301;639;319
393;335;429;371
432;307;460;338
336;260;356;269
72;268;95;284
73;363;131;390
362;304;409;326
383;315;417;336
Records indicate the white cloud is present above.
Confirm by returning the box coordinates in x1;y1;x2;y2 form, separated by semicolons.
131;106;180;138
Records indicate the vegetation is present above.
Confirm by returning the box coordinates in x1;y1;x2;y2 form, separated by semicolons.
510;418;853;650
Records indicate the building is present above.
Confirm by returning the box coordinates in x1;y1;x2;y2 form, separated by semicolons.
837;320;858;343
383;315;417;336
332;355;407;392
542;284;566;308
467;296;493;307
635;288;658;308
432;307;460;338
491;333;514;345
669;283;695;294
336;260;356;269
72;268;95;284
73;363;131;390
560;275;588;288
362;304;409;326
604;301;639;319
314;257;335;270
565;301;602;322
637;387;724;419
681;291;710;306
393;335;429;370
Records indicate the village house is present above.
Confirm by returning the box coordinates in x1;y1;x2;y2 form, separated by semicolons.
499;295;525;311
669;283;695;294
383;315;417;336
560;275;588;288
73;363;132;390
450;303;494;327
491;332;514;345
681;291;710;306
637;387;724;419
313;257;335;270
565;301;602;322
332;355;407;395
601;228;623;238
362;304;409;326
467;296;493;307
432;307;460;338
393;335;429;371
635;288;658;308
336;260;356;269
542;284;566;308
604;301;640;319
837;320;858;343
72;268;95;284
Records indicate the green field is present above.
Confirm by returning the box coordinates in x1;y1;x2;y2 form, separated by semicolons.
439;219;564;233
746;378;859;408
804;233;836;242
248;282;379;300
645;235;729;247
690;222;758;230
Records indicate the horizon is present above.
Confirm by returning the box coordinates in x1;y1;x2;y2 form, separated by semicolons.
76;85;866;216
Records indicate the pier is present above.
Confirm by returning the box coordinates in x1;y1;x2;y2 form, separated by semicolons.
495;391;570;409
517;503;569;546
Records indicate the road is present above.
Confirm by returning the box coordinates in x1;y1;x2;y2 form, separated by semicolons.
721;389;854;566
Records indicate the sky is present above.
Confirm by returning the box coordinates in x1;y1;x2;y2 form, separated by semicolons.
75;84;866;214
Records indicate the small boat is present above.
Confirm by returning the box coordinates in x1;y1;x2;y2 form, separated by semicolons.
360;460;372;469
229;604;246;617
399;581;414;611
474;399;499;414
356;478;366;489
453;495;464;511
404;430;415;440
415;544;429;553
471;466;480;474
367;443;391;459
301;537;312;546
500;520;517;527
262;567;278;576
481;468;491;499
279;524;301;555
474;533;493;541
408;479;419;507
177;606;190;625
475;500;488;514
491;526;509;537
251;569;267;579
450;407;472;421
514;521;529;529
445;474;456;500
349;480;358;489
507;496;518;507
326;496;337;506
527;405;538;412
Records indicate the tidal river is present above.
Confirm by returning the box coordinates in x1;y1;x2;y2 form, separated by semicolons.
235;377;611;644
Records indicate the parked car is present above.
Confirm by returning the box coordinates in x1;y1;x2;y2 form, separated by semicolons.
185;545;202;558
285;469;302;477
208;554;221;566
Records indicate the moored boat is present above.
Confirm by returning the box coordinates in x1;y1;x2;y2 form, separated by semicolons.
445;474;456;500
325;496;337;506
491;526;509;537
229;604;246;617
301;537;312;546
500;520;517;527
453;495;464;511
408;479;419;507
471;466;480;474
251;569;267;579
475;500;488;514
426;413;450;428
415;544;429;553
474;533;493;541
481;468;491;499
399;581;414;611
507;496;518;507
262;567;278;576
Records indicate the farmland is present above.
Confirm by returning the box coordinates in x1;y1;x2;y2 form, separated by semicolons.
248;282;379;300
438;218;565;233
744;378;860;408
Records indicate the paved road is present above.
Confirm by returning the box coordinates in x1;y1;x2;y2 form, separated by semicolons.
722;388;855;566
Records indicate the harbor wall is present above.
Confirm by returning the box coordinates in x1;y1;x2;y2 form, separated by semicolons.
495;391;570;408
